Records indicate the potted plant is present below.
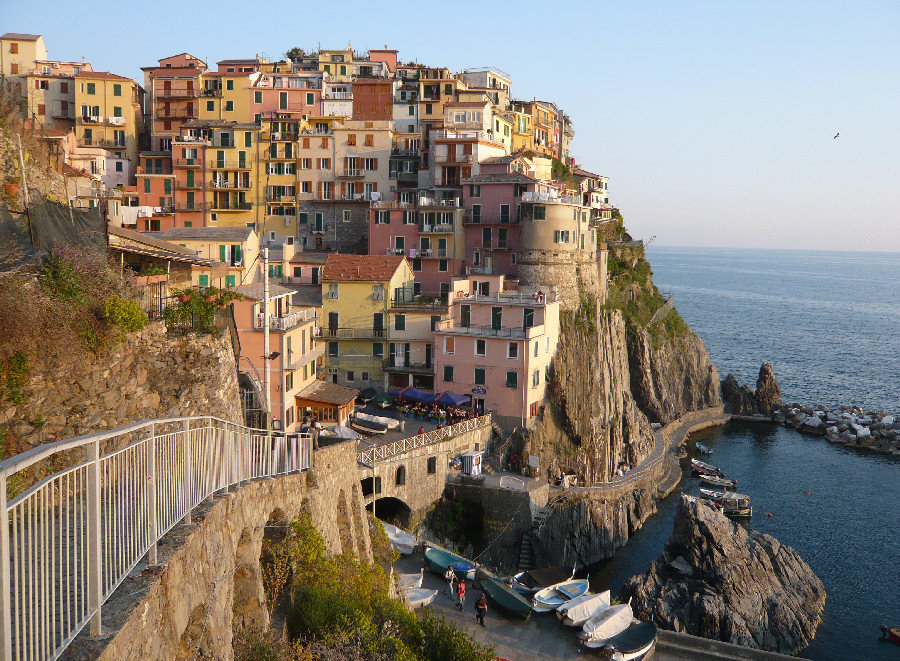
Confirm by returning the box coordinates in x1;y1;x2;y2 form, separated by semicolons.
4;176;20;197
175;288;191;303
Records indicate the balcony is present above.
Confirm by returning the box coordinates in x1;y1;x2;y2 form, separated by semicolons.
96;139;127;149
383;359;433;375
210;180;251;190
155;88;199;98
318;327;387;340
286;342;326;371
322;92;352;100
211;201;252;211
434;152;473;165
335;168;364;178
390;296;448;312
152;206;176;215
262;130;300;141
175;158;202;168
155;108;194;119
200;88;223;97
391;148;419;156
464;211;518;225
521;191;582;205
209;160;252;170
175;202;211;212
255;307;317;331
452;289;557;306
434;320;545;339
419;224;454;234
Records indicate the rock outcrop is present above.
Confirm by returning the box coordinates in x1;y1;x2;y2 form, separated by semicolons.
620;496;825;656
721;362;782;415
776;404;900;456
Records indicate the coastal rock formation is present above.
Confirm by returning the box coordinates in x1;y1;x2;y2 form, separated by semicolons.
721;362;783;415
620;496;826;656
779;404;900;456
627;325;721;424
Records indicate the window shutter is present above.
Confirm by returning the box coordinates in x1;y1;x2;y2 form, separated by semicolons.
234;245;242;262
219;245;226;262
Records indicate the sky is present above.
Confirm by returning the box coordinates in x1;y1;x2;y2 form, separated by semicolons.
3;0;899;251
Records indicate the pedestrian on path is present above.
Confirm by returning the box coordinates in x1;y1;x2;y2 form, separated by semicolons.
475;592;487;626
456;579;466;611
445;566;457;598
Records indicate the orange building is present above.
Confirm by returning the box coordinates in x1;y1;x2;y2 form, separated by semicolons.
141;53;207;152
352;79;393;121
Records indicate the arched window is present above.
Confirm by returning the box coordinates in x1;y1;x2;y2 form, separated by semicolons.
395;465;406;486
427;456;437;474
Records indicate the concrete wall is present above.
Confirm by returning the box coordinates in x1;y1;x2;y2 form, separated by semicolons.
64;441;371;661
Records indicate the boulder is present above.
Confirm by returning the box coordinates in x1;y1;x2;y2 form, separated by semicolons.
754;362;783;413
621;497;825;655
881;416;894;427
855;427;871;440
825;426;841;443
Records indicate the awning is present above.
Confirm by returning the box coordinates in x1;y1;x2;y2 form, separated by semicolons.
433;391;471;407
388;386;435;403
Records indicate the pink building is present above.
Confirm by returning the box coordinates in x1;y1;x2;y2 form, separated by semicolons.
368;200;465;298
251;69;322;120
461;156;557;277
433;274;560;431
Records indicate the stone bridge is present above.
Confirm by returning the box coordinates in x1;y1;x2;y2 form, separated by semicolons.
355;415;494;524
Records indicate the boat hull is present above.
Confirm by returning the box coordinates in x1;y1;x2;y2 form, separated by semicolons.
424;547;475;580
699;474;736;489
480;577;533;618
532;579;589;612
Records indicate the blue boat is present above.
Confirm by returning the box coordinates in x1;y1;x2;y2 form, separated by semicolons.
424;546;475;580
696;442;713;454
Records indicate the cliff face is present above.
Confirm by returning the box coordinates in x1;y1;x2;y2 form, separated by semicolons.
527;306;654;484
621;497;825;655
628;324;721;424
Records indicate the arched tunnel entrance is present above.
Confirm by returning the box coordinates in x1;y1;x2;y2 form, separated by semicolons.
366;496;412;528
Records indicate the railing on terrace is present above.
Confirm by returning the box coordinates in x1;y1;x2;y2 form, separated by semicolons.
452;289;557;305
390;296;448;312
318;327;387;340
433;320;544;339
520;191;582;205
0;416;313;661
254;308;317;331
356;415;491;466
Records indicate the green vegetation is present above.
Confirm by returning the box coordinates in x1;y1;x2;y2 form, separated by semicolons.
242;513;494;661
424;498;484;555
2;351;28;405
103;294;148;335
163;287;243;334
550;157;575;187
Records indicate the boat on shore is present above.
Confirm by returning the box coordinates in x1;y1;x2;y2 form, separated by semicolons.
691;458;725;477
532;578;589;612
699;488;753;517
699;474;736;489
579;602;633;646
381;521;417;554
351;417;388;434
509;565;575;595
880;625;900;644
423;546;476;580
396;568;423;590
557;590;610;626
480;576;533;618
403;587;438;608
696;442;713;454
596;621;658;659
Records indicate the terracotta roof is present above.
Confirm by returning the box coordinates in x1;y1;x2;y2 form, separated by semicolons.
289;251;331;265
108;225;199;257
161;226;253;242
76;71;132;81
62;163;92;178
461;172;535;184
571;167;605;180
323;254;405;282
233;283;296;300
1;33;41;41
296;380;359;406
147;67;204;77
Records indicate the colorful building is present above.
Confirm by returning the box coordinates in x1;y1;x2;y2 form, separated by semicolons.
141;53;207;152
433;274;560;431
320;254;414;390
0;33;46;81
23;58;92;131
74;71;145;176
159;225;261;288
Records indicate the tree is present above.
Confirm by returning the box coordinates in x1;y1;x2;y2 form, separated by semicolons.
285;47;305;62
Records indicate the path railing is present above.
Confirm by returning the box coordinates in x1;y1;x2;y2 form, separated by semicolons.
0;416;312;661
356;415;491;466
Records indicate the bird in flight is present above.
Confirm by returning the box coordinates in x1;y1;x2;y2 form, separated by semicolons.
833;132;840;139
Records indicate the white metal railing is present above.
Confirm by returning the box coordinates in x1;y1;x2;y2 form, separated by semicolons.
0;416;312;661
356;415;491;466
255;308;317;331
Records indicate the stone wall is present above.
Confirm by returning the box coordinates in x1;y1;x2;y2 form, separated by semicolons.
296;201;368;254
1;321;243;455
63;441;371;661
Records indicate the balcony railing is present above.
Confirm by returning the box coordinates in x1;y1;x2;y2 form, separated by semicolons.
255;307;317;331
156;108;194;119
174;158;202;168
210;180;251;190
419;224;455;233
209;161;252;170
390;296;448;312
383;359;433;373
175;202;211;212
322;92;352;100
95;139;127;149
155;88;199;98
464;211;518;225
318;327;387;340
211;201;253;211
336;169;364;178
452;289;556;305
433;321;545;339
521;191;582;205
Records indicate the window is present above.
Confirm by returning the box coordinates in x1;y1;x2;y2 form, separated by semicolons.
328;342;338;356
372;343;383;357
225;100;234;112
314;213;324;231
469;184;481;198
425;103;433;115
444;336;454;354
115;161;123;172
507;342;518;359
285;371;294;392
408;105;415;116
372;284;384;300
113;83;122;96
534;341;539;357
347;371;355;382
412;258;421;272
474;368;486;385
530;401;539;418
365;134;373;146
143;179;151;194
395;466;405;486
471;204;481;223
298;212;308;225
438;259;448;272
301;158;311;170
361;371;369;381
86;83;95;95
254;91;262;103
475;339;486;356
427;457;437;474
375;210;389;224
327;283;338;299
226;79;234;91
533;205;546;220
404;211;416;224
198;274;209;287
533;370;540;387
443;365;454;382
394;314;406;331
506;371;518;388
9;43;18;54
226;275;236;287
306;92;314;105
244;131;252;147
206;100;214;111
342;209;351;223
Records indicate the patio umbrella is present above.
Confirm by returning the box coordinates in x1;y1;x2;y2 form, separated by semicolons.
434;391;471;407
390;387;435;403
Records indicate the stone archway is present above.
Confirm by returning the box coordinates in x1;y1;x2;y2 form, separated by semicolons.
367;496;412;528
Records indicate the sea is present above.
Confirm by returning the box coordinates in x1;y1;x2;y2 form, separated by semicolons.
590;247;900;661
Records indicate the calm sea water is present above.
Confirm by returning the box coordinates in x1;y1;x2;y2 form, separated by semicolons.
590;247;900;661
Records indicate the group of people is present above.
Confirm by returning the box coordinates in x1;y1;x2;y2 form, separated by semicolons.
444;566;488;627
398;402;473;425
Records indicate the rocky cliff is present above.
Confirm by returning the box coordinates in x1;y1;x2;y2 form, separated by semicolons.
620;496;826;656
721;362;783;415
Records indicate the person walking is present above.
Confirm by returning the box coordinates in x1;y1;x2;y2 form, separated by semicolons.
475;592;488;626
456;579;466;611
444;566;456;598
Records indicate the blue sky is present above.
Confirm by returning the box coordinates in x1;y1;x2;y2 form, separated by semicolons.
4;0;899;251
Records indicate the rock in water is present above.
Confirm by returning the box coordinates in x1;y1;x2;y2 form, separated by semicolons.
620;496;825;655
754;362;782;413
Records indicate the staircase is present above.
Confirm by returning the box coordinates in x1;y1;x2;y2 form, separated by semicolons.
518;506;551;570
646;294;675;328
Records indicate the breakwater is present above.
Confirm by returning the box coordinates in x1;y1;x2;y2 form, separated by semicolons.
770;404;900;457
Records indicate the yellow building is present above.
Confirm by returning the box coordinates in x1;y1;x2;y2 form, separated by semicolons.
0;32;46;80
510;110;533;152
198;71;256;123
159;226;261;288
321;254;415;390
418;67;465;134
74;71;145;172
318;48;354;82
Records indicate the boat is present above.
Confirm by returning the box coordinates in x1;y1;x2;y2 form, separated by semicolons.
696;442;713;454
509;565;576;595
557;590;610;626
396;568;423;590
403;587;438;608
886;626;900;644
699;488;753;518
381;521;417;554
479;576;533;618
423;546;476;580
690;458;725;477
698;473;736;489
355;411;401;429
351;417;388;435
595;621;658;659
580;602;633;644
532;578;590;612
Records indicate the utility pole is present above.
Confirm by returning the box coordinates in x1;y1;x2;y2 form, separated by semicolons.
263;247;272;430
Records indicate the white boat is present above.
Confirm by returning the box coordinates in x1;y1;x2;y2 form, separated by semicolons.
396;568;423;590
696;442;713;454
595;621;658;659
698;474;736;489
557;590;610;626
403;587;437;608
580;602;633;645
532;578;589;612
381;521;417;554
355;411;401;429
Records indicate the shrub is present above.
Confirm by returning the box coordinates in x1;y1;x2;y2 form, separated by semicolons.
2;350;27;405
102;294;147;334
420;609;494;661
